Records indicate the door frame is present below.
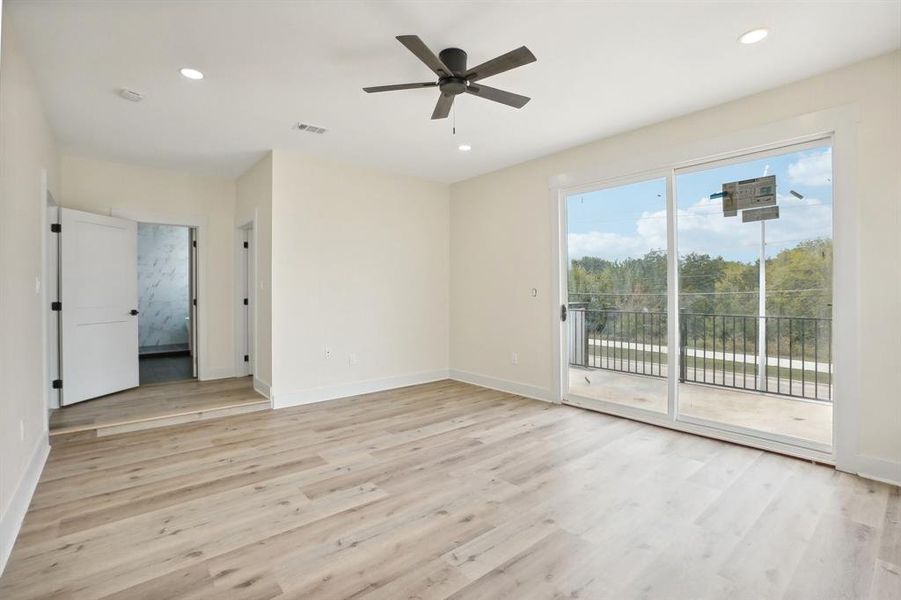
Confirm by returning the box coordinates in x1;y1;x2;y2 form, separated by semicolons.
234;220;256;378
189;227;199;378
550;105;859;472
41;170;58;418
45;196;60;409
111;209;210;380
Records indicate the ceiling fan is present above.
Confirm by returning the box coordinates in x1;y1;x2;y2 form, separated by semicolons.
363;35;537;120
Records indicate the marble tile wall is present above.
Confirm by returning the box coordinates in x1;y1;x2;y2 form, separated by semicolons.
138;224;190;351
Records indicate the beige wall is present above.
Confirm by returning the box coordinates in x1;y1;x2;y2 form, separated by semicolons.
59;155;238;379
0;19;58;569
450;51;901;469
236;153;273;390
270;151;449;406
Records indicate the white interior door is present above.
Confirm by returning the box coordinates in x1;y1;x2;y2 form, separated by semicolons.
60;208;139;405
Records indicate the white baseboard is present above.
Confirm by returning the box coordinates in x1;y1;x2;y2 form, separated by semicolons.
854;454;901;487
449;369;556;403
253;377;271;400
1;439;49;576
199;366;236;381
273;369;450;409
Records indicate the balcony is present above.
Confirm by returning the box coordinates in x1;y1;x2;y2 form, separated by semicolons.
568;307;832;446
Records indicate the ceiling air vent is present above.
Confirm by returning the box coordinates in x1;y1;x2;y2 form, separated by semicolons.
294;123;327;135
118;88;145;102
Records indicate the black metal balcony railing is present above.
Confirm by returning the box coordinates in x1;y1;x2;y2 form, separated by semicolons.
568;307;832;402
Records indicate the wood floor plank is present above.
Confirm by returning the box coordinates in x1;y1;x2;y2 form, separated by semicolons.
869;559;901;600
2;378;897;600
783;513;880;599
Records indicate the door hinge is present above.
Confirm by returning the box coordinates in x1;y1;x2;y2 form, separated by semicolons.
50;223;61;233
52;379;62;389
192;298;197;306
243;298;248;306
243;241;249;249
560;304;568;322
192;240;197;248
244;354;249;362
51;301;62;311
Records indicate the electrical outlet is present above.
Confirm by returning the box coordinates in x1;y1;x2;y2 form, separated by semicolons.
324;347;332;360
511;352;518;365
348;353;357;366
19;419;25;441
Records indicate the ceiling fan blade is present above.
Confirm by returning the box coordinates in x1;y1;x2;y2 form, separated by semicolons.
363;82;437;93
465;46;536;82
396;35;454;77
431;93;455;120
466;83;530;109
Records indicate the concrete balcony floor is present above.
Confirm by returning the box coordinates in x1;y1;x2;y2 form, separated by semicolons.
568;367;832;447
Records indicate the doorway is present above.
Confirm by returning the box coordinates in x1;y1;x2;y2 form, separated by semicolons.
137;223;198;385
47;208;269;439
558;138;834;459
49;207;208;406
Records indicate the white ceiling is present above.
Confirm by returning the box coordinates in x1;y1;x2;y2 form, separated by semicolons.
7;1;900;183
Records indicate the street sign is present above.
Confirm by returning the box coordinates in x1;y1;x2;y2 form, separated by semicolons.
742;205;780;223
722;175;777;214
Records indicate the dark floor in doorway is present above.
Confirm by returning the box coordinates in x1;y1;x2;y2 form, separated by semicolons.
139;353;194;385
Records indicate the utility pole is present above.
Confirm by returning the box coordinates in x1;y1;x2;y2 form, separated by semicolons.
757;220;767;391
717;171;776;392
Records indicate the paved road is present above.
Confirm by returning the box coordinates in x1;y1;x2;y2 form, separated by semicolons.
584;338;831;372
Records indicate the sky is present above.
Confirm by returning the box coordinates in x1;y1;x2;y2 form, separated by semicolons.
567;145;833;264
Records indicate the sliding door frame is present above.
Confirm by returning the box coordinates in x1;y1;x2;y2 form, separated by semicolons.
555;169;674;425
670;136;835;457
550;106;859;470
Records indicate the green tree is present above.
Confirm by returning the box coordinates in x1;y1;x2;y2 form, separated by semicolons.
678;252;727;314
714;261;758;315
767;238;832;318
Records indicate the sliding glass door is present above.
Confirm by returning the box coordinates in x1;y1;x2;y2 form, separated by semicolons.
674;143;833;450
562;139;834;454
564;176;670;415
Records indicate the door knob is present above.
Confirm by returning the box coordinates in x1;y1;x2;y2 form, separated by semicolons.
129;309;139;316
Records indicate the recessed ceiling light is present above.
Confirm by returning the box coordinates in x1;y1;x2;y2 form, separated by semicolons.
458;144;472;152
738;28;769;44
179;67;204;80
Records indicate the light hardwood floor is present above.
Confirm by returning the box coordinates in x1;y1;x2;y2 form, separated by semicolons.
3;379;898;599
49;377;269;440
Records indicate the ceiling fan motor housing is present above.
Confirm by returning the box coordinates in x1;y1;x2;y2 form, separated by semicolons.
438;48;468;94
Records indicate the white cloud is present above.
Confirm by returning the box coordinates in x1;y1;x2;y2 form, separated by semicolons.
569;193;831;262
568;230;657;262
788;148;832;186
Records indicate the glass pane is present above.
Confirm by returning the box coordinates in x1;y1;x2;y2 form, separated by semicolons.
675;145;833;447
566;178;668;414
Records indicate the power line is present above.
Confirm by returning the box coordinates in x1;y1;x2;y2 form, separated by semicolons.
569;288;829;297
